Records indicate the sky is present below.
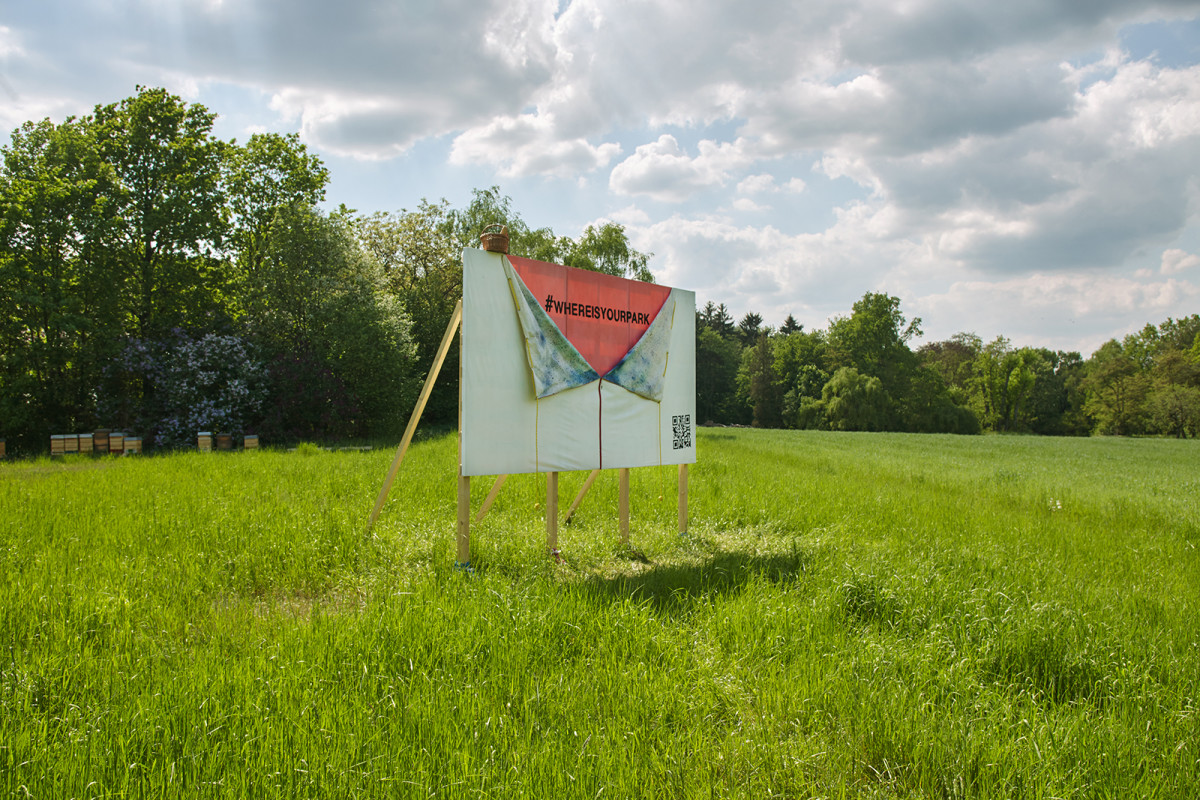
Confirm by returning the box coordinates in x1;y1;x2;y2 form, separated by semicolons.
3;0;1200;356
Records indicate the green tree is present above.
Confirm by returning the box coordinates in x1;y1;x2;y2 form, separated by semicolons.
1118;316;1200;376
360;201;461;301
358;200;461;424
821;367;891;432
784;365;831;429
1024;349;1088;436
249;204;414;438
225;132;328;282
1150;348;1200;388
90;86;230;336
445;185;533;253
774;329;827;382
827;292;921;413
1146;384;1200;438
773;329;829;428
560;222;654;282
737;312;764;347
1142;342;1200;438
696;325;743;424
970;338;1054;432
699;301;737;339
901;366;980;434
917;333;980;396
1122;323;1161;370
738;334;782;427
0;116;123;448
828;293;921;369
1083;340;1151;436
1156;315;1200;353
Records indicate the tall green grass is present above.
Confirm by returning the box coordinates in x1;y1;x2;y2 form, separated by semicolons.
2;430;1197;797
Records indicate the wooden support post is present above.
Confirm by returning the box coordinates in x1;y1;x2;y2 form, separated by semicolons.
546;472;559;554
457;468;471;565
564;468;601;524
455;301;470;568
474;474;509;523
368;299;462;529
678;463;689;535
619;468;630;544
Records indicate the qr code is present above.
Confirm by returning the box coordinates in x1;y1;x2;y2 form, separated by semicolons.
672;414;692;450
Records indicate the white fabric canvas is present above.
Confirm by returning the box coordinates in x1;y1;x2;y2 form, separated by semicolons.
461;247;696;476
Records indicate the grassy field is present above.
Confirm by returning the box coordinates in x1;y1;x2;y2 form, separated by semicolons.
1;429;1197;798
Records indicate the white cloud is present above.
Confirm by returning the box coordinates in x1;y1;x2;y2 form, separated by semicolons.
620;198;928;331
914;271;1200;354
606;204;652;226
54;0;561;159
0;25;23;60
801;56;1200;277
449;113;621;177
737;174;777;195
609;134;752;201
1161;248;1200;275
1073;57;1200;150
733;175;806;208
266;90;440;159
542;0;837;137
732;197;768;212
816;150;884;195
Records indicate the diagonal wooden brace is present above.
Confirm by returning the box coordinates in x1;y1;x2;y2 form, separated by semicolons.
368;299;462;529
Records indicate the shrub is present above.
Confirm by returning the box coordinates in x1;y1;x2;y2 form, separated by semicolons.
101;332;267;448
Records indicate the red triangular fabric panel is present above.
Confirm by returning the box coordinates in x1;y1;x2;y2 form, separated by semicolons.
506;255;672;376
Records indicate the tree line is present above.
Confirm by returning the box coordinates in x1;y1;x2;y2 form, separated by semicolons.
0;87;651;454
3;87;1198;454
698;295;1200;437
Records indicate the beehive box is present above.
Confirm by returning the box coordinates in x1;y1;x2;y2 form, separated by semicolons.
243;434;259;450
198;431;212;452
124;437;142;455
51;435;66;456
94;429;110;454
63;434;79;454
0;438;5;458
216;433;233;451
78;433;94;453
109;432;125;454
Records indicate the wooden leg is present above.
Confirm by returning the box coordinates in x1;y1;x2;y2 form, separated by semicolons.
457;469;471;565
474;474;509;523
619;468;630;545
564;468;601;524
546;472;559;555
678;463;688;535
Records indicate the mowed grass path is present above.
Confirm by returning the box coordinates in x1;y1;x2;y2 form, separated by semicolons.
2;430;1197;798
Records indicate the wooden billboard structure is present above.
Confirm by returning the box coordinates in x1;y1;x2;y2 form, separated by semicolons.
369;245;696;567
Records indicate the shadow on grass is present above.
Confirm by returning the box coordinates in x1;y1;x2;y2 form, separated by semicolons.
578;542;813;616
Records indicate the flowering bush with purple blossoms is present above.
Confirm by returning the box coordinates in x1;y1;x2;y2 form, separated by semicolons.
102;332;268;448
